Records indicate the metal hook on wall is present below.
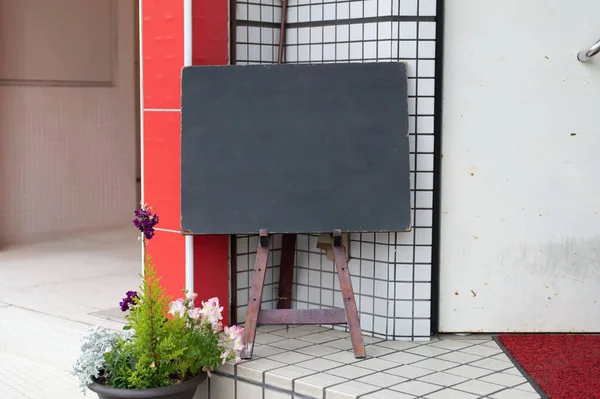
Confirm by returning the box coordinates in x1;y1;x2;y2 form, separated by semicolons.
577;38;600;62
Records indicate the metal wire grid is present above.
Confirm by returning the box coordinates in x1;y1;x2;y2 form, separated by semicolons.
234;0;437;340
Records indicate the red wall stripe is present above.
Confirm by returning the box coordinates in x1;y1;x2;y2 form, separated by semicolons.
192;0;229;65
193;235;230;325
142;0;185;109
141;0;230;313
141;0;186;299
191;0;230;324
142;111;182;232
145;230;187;302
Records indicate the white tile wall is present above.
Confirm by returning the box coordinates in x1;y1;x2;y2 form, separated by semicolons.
235;234;283;323
235;0;438;340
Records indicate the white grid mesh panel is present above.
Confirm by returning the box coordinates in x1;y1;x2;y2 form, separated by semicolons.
235;234;282;323
235;0;438;340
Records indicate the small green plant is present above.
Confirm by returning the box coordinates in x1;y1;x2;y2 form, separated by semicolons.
102;334;135;388
73;205;244;394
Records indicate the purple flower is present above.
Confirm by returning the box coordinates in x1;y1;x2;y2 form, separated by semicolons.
119;290;138;312
133;207;159;240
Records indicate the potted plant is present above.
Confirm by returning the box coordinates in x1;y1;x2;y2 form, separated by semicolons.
73;205;244;398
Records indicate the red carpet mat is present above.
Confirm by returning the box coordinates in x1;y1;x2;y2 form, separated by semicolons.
497;334;600;399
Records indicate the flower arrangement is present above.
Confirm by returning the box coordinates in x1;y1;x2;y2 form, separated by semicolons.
73;205;244;395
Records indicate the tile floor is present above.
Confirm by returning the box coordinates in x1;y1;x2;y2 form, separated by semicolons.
219;325;541;399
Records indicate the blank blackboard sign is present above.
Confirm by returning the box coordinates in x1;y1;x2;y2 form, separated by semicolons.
181;62;411;235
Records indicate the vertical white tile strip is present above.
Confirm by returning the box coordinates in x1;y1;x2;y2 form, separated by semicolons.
183;0;194;294
184;0;193;67
185;235;194;294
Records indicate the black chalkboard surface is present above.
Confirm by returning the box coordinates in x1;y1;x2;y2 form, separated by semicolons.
181;62;411;235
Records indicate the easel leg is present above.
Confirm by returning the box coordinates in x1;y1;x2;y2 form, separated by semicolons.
242;229;270;359
277;234;296;309
332;230;366;358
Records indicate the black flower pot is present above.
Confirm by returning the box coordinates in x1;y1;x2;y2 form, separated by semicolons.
87;372;207;399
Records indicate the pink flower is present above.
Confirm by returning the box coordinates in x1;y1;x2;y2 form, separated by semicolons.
186;292;198;306
188;307;202;321
212;321;223;332
168;298;186;317
223;325;245;359
220;349;231;365
225;325;244;341
233;340;244;353
200;297;224;327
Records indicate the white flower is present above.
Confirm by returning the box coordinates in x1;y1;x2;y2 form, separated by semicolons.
220;325;245;364
200;297;224;327
225;325;244;341
212;321;223;332
186;292;198;306
233;338;244;352
188;307;201;321
220;349;231;365
168;298;187;317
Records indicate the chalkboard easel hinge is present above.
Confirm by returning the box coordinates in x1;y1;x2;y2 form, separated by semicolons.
332;229;343;247
259;228;269;247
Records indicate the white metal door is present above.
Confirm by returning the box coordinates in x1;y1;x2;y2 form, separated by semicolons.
439;0;600;332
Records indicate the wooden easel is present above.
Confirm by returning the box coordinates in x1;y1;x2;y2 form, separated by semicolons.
241;229;366;359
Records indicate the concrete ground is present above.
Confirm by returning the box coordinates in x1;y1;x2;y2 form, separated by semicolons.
0;228;138;398
0;352;85;399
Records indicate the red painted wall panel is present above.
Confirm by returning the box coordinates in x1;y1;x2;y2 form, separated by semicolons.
146;230;186;301
192;0;229;66
142;0;230;321
142;0;185;109
193;235;230;324
141;0;186;298
192;0;230;324
143;111;181;232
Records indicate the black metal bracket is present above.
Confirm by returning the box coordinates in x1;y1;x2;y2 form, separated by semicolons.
259;228;269;247
332;229;342;247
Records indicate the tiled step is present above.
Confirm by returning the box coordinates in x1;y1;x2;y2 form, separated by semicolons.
0;304;540;399
206;375;291;399
212;325;542;399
